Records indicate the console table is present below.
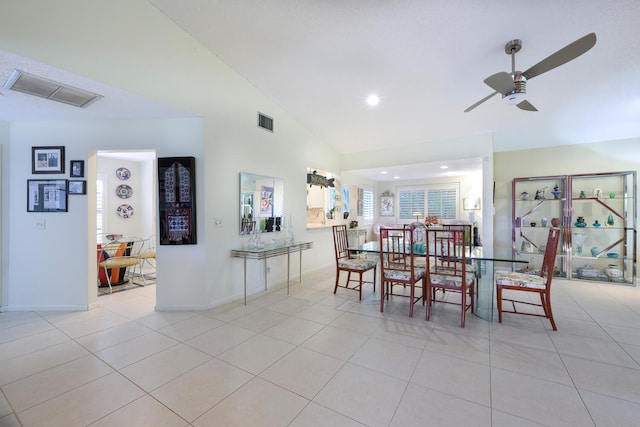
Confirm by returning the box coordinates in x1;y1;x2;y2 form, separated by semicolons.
231;241;313;304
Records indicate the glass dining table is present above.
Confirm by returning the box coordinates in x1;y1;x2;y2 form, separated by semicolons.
347;241;529;321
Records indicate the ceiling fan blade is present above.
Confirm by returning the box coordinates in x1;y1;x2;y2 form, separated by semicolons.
522;32;596;80
464;91;499;112
483;72;516;95
516;100;538;111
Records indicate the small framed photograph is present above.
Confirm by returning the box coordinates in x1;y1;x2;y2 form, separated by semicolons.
70;160;84;178
32;146;65;174
68;180;86;195
27;179;68;212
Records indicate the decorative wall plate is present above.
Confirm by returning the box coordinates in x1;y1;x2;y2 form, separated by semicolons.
116;204;134;218
115;184;133;199
116;167;131;180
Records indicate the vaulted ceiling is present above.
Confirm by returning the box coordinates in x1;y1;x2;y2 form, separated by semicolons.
1;1;639;166
148;0;640;155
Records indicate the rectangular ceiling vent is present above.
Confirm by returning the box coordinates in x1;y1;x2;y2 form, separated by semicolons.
258;112;274;132
3;70;103;108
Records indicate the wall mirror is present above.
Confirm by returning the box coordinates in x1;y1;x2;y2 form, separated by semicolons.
240;172;284;234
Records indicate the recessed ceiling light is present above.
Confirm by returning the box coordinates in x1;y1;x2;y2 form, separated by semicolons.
393;176;400;180
367;94;379;106
380;171;387;174
440;165;448;169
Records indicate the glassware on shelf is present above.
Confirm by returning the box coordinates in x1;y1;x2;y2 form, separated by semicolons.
574;232;586;255
606;213;615;227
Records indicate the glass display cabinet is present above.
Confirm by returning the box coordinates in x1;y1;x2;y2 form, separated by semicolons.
512;175;569;278
568;172;636;284
512;171;636;285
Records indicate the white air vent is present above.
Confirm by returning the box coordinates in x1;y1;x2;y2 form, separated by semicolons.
258;112;273;132
3;70;103;108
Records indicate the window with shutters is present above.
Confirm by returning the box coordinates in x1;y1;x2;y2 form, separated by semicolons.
399;189;425;220
363;189;374;223
427;188;458;219
397;183;459;222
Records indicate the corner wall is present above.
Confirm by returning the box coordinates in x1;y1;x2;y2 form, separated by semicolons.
494;137;640;258
0;1;341;310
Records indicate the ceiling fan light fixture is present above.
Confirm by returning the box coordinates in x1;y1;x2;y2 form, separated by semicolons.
503;91;526;105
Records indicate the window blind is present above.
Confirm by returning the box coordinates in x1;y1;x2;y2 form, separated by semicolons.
398;189;425;219
427;189;457;219
363;190;374;223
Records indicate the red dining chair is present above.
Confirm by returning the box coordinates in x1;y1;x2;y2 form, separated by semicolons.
379;227;426;317
425;227;475;327
496;227;561;330
332;225;377;300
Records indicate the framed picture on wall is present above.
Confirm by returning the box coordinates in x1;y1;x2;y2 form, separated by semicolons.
379;190;394;217
158;156;197;245
32;146;65;174
68;180;86;195
70;160;84;178
27;179;68;212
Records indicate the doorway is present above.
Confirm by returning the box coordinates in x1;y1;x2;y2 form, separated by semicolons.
95;150;157;301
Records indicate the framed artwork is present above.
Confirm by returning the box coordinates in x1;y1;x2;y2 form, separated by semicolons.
32;146;65;174
158;156;197;245
70;160;84;178
463;197;481;210
380;190;394;217
260;185;274;216
68;180;86;195
27;179;68;212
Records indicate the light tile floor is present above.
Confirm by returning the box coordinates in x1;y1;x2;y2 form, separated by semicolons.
1;267;640;426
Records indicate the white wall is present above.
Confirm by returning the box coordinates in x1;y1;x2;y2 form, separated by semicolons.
494;138;640;258
5;118;204;310
0;124;5;308
0;0;341;311
341;134;494;248
97;156;154;241
374;172;483;221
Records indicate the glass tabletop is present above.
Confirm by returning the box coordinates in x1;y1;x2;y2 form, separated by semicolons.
348;241;527;263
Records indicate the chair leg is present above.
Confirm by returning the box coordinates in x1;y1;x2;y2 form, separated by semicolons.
373;266;377;292
460;289;466;328
496;285;503;323
358;272;363;300
104;266;113;294
541;292;557;331
333;269;340;294
470;280;475;313
408;283;415;317
425;282;432;321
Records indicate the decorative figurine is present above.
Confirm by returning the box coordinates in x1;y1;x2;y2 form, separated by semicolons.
607;213;615;227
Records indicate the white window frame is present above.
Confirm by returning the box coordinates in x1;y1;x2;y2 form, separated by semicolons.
97;173;108;243
363;188;374;224
397;183;460;224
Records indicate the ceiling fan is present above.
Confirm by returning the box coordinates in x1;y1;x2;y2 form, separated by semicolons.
464;32;596;112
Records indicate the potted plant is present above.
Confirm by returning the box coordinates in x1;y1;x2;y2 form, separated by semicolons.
326;208;335;219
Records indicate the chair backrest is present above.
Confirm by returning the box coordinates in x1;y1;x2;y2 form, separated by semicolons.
110;236;145;257
427;228;467;278
441;223;472;253
332;225;351;262
241;219;255;235
379;227;417;275
540;228;561;283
